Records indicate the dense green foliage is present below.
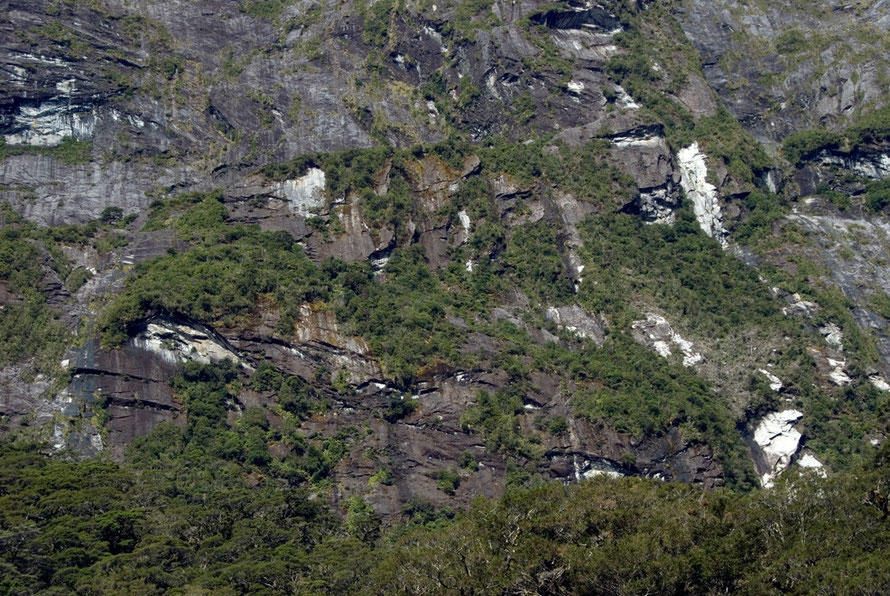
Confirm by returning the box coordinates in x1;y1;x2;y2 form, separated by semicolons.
502;222;574;303
460;387;545;461
371;453;890;595
263;139;630;208
865;179;890;212
0;360;374;596
332;247;465;384
101;189;467;384
479;138;631;203
782;129;843;164
580;209;783;336
240;0;286;21
442;0;498;41
690;108;772;185
0;205;95;373
6;1;890;593
731;190;788;244
577;208;889;470
95;129;883;481
2;436;888;595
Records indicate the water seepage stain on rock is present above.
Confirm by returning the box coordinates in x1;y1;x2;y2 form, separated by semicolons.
530;7;621;33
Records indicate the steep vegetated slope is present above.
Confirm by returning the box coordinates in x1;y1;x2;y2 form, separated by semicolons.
2;0;890;591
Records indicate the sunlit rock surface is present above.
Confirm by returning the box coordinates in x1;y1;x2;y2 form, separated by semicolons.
632;314;703;367
754;409;804;488
677;143;727;245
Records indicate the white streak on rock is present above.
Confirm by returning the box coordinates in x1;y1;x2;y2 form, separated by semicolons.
796;452;826;477
759;369;783;392
134;321;243;367
677;143;727;245
14;52;70;67
4;101;98;146
827;358;852;386
870;375;890;391
371;256;390;272
754;409;804;488
783;294;817;317
273;167;326;217
573;454;624;481
55;78;76;94
458;209;471;232
653;340;672;358
567;80;584;94
632;314;703;367
614;85;639;109
546;305;605;345
820;323;844;349
611;132;664;149
820;152;890;180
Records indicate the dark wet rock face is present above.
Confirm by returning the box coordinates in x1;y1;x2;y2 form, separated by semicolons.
64;337;181;454
530;6;621;32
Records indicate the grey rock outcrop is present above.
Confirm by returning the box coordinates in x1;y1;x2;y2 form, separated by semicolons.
545;305;605;345
611;127;681;224
675;0;890;143
784;212;890;372
751;409;823;488
632;314;704;368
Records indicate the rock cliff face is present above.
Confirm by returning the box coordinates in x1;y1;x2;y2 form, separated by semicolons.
675;0;890;143
3;0;890;517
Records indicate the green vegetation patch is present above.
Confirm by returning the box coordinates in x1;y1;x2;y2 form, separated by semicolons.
782;104;890;165
372;452;890;594
0;204;117;373
241;0;285;21
461;387;544;460
579;210;785;336
502;221;575;304
104;191;465;386
99;217;329;346
442;0;499;42
0;136;92;165
332;245;466;385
